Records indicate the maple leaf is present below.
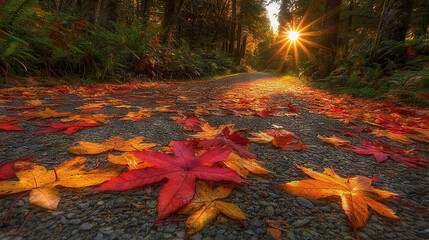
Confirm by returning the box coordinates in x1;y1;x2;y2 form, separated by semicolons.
179;181;245;236
0;122;25;131
68;136;156;155
96;142;242;220
254;107;275;118
318;135;350;146
342;140;428;168
223;152;273;178
174;116;205;131
371;129;414;145
17;108;72;120
108;152;154;169
0;157;34;180
31;121;101;135
190;123;236;140
275;164;399;237
61;113;114;124
0;157;120;210
119;108;154;121
198;127;256;159
249;129;307;150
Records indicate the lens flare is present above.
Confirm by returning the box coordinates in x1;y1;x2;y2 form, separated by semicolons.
288;31;299;41
273;7;336;68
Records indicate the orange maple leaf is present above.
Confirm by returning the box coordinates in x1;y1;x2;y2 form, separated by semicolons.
275;164;399;238
68;136;156;155
223;152;273;178
0;157;120;210
318;135;350;146
179;181;245;236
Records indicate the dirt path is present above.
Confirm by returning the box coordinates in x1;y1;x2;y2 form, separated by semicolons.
0;73;427;240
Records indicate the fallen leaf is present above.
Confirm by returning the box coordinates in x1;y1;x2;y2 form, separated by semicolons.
179;181;245;236
0;157;34;180
0;122;25;131
0;157;120;210
96;141;242;220
318;135;350;146
223;152;273;178
108;152;155;169
31;121;101;135
275;164;399;238
342;140;428;167
371;129;414;145
119;108;153;121
68;136;156;155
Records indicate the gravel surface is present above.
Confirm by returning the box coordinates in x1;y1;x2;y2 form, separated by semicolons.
0;73;428;240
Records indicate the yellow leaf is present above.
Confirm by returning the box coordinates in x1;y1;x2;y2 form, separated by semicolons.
68;136;154;154
275;165;399;235
318;135;350;146
224;152;273;178
179;181;245;236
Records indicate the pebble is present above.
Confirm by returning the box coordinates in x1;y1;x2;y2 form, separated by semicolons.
259;201;271;207
189;233;202;240
296;197;314;209
100;227;114;235
94;232;104;240
264;206;275;217
69;219;82;225
79;223;93;231
292;218;312;228
319;206;331;213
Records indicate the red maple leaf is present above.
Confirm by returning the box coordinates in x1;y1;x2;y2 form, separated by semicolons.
31;121;101;135
342;140;429;168
95;142;242;220
255;107;275;118
0;122;25;131
0;156;34;180
175;116;204;131
198;127;255;159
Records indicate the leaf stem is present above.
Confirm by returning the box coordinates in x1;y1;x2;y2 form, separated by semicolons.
96;148;114;168
390;195;429;212
3;190;31;224
14;210;34;235
53;167;59;181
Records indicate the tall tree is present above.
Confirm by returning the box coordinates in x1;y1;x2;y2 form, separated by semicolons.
375;0;414;42
161;0;186;44
371;0;414;60
278;0;292;31
228;0;237;54
322;0;341;55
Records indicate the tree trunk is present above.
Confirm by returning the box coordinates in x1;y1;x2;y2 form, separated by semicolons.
228;0;236;54
59;0;78;12
78;0;100;24
376;0;414;42
240;35;247;60
235;24;242;64
278;0;292;30
322;0;342;55
98;0;121;28
141;0;152;25
161;0;186;44
371;0;414;59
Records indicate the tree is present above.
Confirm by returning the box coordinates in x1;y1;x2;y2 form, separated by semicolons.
375;0;414;42
161;0;186;44
322;0;341;55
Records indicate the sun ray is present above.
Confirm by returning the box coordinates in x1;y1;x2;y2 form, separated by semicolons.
274;7;335;66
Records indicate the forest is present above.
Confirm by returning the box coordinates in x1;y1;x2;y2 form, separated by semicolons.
1;0;428;105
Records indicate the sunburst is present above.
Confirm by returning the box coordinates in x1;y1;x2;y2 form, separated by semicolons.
276;9;332;67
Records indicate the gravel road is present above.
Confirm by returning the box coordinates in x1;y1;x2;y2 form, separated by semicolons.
0;73;428;240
